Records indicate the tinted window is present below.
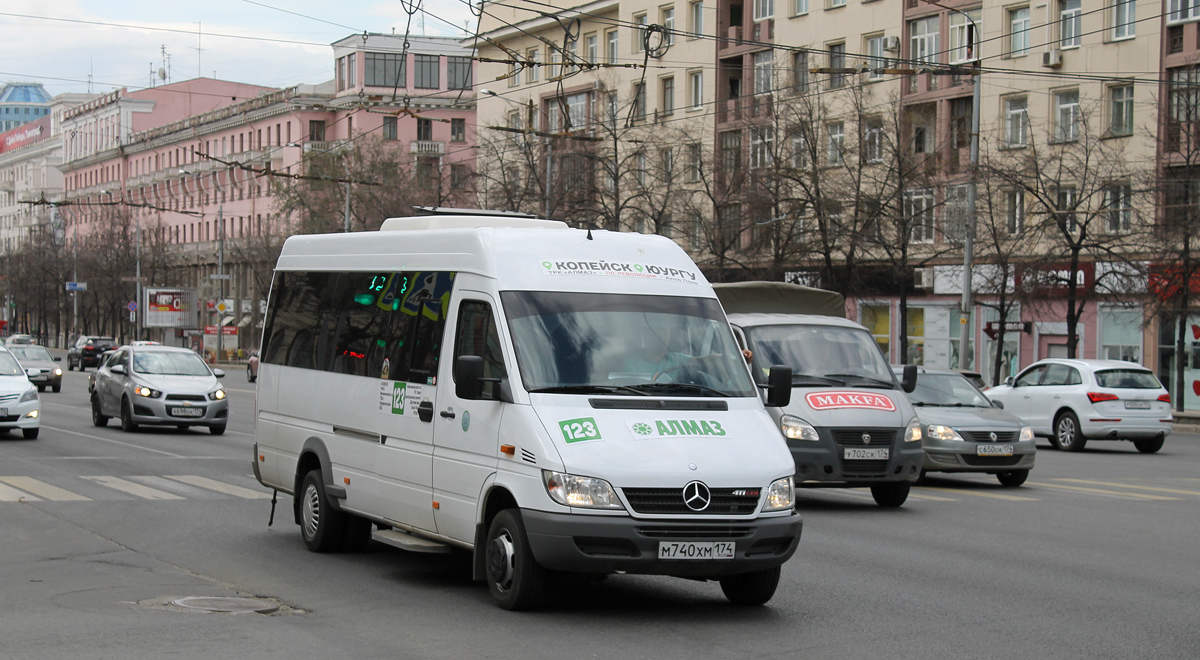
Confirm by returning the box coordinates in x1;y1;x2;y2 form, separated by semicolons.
1095;369;1161;389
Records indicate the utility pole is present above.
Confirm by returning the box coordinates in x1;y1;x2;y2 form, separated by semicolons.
135;217;141;340
344;174;351;232
216;206;224;362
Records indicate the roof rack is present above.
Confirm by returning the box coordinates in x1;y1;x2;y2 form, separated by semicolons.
411;206;538;218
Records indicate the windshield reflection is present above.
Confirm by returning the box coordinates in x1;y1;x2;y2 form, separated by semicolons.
745;324;894;386
909;373;992;407
501;291;756;397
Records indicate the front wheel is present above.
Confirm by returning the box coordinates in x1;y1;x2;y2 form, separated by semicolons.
996;469;1029;487
1054;412;1086;452
36;385;44;393
51;384;60;393
870;481;911;508
1134;437;1164;454
485;509;547;610
720;566;782;606
91;396;109;427
22;428;39;440
208;424;226;435
119;398;139;432
299;469;345;552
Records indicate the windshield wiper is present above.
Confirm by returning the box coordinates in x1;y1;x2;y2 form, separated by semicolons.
913;401;971;407
529;385;649;396
823;373;896;389
626;382;733;397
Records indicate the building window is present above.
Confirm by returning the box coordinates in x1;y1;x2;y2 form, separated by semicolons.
750;127;774;168
337;56;347;91
827;43;845;89
862;304;891;359
1060;0;1081;48
1055;90;1080;142
548;50;561;80
951;97;973;148
689;70;703;110
1169;0;1200;23
906;189;935;243
1056;186;1078;231
793;0;808;15
586;34;597;62
1113;0;1136;39
690;1;704;37
910;16;939;65
754;51;773;95
1005;189;1025;234
949;10;980;64
793;51;809;93
688;143;703;181
1101;308;1141;362
1004;96;1028;147
1110;85;1134;136
864;118;883;163
417;118;433;141
414;55;439;89
634;14;648;52
451;163;471;189
661;76;675;116
606;30;618;64
365;52;405;87
1008;7;1030;55
346;53;356;88
830;0;846;7
448;57;472;90
383;116;397;140
865;35;887;80
566;92;588;129
791;132;808;168
633;83;646;121
754;0;774;20
944;184;969;242
1104;183;1133;232
526;48;540;83
451;118;466;142
826;122;844;165
308;120;326;142
720;131;742;172
662;7;676;45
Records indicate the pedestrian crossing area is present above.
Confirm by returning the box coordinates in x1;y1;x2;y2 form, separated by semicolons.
0;474;272;503
798;477;1200;505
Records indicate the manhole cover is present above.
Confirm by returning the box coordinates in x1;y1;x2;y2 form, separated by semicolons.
170;597;279;614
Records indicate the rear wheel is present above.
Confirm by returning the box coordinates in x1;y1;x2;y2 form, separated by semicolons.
720;566;782;606
1053;412;1086;452
91;395;108;427
870;481;911;508
22;428;39;440
299;469;345;552
996;469;1029;487
119;398;138;432
67;360;75;371
1133;437;1165;454
485;509;546;610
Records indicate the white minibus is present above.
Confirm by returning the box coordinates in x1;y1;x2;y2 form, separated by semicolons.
253;213;802;609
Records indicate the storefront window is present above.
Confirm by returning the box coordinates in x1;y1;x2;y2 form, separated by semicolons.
1100;307;1142;363
906;307;926;365
862;304;891;361
1158;314;1200;409
981;307;1019;387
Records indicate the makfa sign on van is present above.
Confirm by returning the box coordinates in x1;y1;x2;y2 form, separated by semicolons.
805;391;897;411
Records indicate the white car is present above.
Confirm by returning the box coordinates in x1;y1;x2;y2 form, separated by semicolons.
0;347;40;439
985;359;1172;454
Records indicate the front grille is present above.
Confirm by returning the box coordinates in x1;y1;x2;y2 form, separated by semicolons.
0;415;19;422
842;459;890;475
0;394;18;403
637;526;753;539
166;394;206;402
962;455;1023;467
622;488;760;515
833;429;899;446
961;431;1019;443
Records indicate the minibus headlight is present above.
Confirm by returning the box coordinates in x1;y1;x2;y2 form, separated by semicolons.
1019;426;1034;442
925;424;964;442
135;386;162;398
19;388;38;403
542;470;625;510
904;418;923;443
780;415;820;441
763;476;794;512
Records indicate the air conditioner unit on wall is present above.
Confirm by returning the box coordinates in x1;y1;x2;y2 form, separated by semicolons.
1042;49;1063;68
913;267;933;290
883;36;901;52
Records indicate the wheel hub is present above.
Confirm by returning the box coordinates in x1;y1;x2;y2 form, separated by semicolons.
302;485;320;539
487;533;515;591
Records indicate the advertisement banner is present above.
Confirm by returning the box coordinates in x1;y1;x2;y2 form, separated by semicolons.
144;288;197;328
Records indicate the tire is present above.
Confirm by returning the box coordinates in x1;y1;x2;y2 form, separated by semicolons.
22;428;39;440
870;481;911;508
341;514;374;552
485;509;547;610
67;359;75;371
247;366;256;383
51;384;60;393
1054;411;1086;452
720;566;782;606
36;385;45;393
299;469;345;553
208;424;226;435
91;395;109;427
996;469;1029;487
119;398;139;432
1134;437;1165;454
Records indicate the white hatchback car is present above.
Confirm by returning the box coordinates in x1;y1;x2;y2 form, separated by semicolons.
985;359;1172;453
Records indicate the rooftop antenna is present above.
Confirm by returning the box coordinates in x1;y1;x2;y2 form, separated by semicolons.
149;62;156;87
87;58;93;93
194;22;203;78
160;45;171;85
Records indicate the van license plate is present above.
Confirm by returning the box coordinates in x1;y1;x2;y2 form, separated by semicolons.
976;444;1014;456
844;447;889;460
658;541;735;560
171;407;204;417
1124;400;1150;409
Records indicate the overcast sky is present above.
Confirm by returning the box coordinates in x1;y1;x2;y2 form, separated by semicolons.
0;0;475;96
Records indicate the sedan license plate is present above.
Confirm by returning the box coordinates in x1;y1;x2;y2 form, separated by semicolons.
658;541;736;560
1124;400;1151;409
844;447;889;460
170;407;204;417
977;444;1014;456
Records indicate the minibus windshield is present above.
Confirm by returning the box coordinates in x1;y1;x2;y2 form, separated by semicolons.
501;291;757;397
745;324;896;388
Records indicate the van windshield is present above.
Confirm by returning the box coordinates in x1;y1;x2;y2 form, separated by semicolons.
745;324;896;388
501;291;757;397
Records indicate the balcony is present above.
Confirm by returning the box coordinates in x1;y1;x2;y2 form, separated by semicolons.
410;140;445;155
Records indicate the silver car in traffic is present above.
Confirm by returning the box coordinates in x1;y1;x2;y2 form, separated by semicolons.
91;345;228;434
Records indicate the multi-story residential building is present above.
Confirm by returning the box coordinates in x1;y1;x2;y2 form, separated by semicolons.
0;82;53;132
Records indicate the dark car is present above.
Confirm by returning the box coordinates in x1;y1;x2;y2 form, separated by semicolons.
7;345;63;393
68;336;116;371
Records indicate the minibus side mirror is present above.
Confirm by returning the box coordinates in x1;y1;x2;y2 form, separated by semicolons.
901;364;918;393
455;355;485;400
765;365;792;407
991;399;1004;410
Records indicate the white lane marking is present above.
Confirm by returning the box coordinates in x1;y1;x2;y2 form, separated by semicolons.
0;476;90;501
0;482;41;502
163;475;272;499
40;426;183;457
918;486;1038;501
80;476;185;500
1053;479;1200;497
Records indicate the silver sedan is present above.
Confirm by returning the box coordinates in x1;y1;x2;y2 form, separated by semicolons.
91;345;228;434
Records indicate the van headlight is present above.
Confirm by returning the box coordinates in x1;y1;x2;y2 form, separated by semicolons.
209;389;226;400
135;386;162;398
542;470;625;510
1019;426;1034;442
54;368;63;376
904;418;923;443
763;476;794;511
780;415;820;441
19;388;38;403
925;424;964;442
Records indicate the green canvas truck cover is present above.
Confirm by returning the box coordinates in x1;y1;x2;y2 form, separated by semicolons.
712;281;846;318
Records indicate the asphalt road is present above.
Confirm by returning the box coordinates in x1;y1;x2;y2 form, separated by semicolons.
2;366;1198;659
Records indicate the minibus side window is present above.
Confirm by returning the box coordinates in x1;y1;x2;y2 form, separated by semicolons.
454;301;507;398
329;272;395;377
262;271;335;369
408;300;447;381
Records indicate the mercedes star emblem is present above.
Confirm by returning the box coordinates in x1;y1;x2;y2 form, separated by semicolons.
862;433;872;444
682;481;711;511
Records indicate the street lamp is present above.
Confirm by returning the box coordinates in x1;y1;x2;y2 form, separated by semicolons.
288;141;351;232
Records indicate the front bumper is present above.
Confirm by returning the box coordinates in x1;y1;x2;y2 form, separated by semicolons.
923;439;1037;473
0;400;40;429
522;509;801;577
26;371;62;387
792;428;925;485
129;396;229;426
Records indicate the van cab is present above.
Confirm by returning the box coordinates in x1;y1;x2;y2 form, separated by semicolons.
252;213;802;609
715;282;923;507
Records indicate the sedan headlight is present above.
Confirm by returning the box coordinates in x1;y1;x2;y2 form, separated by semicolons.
780;414;820;441
54;368;62;376
135;386;162;398
19;388;38;403
209;389;226;401
763;476;794;512
542;470;625;509
1019;426;1034;442
925;424;965;442
904;417;923;443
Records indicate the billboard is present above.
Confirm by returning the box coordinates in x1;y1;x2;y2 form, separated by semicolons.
143;288;198;328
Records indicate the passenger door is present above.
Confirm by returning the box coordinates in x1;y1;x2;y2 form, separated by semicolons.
432;295;506;544
97;348;127;415
1007;364;1046;426
1035;363;1081;428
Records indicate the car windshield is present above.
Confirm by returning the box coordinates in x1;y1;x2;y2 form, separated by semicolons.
501;291;757;397
745;324;895;387
907;373;992;407
9;346;53;361
1095;369;1161;389
0;352;24;376
132;351;211;376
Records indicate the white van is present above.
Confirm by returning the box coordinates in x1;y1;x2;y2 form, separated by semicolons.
252;213;801;609
715;282;924;507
